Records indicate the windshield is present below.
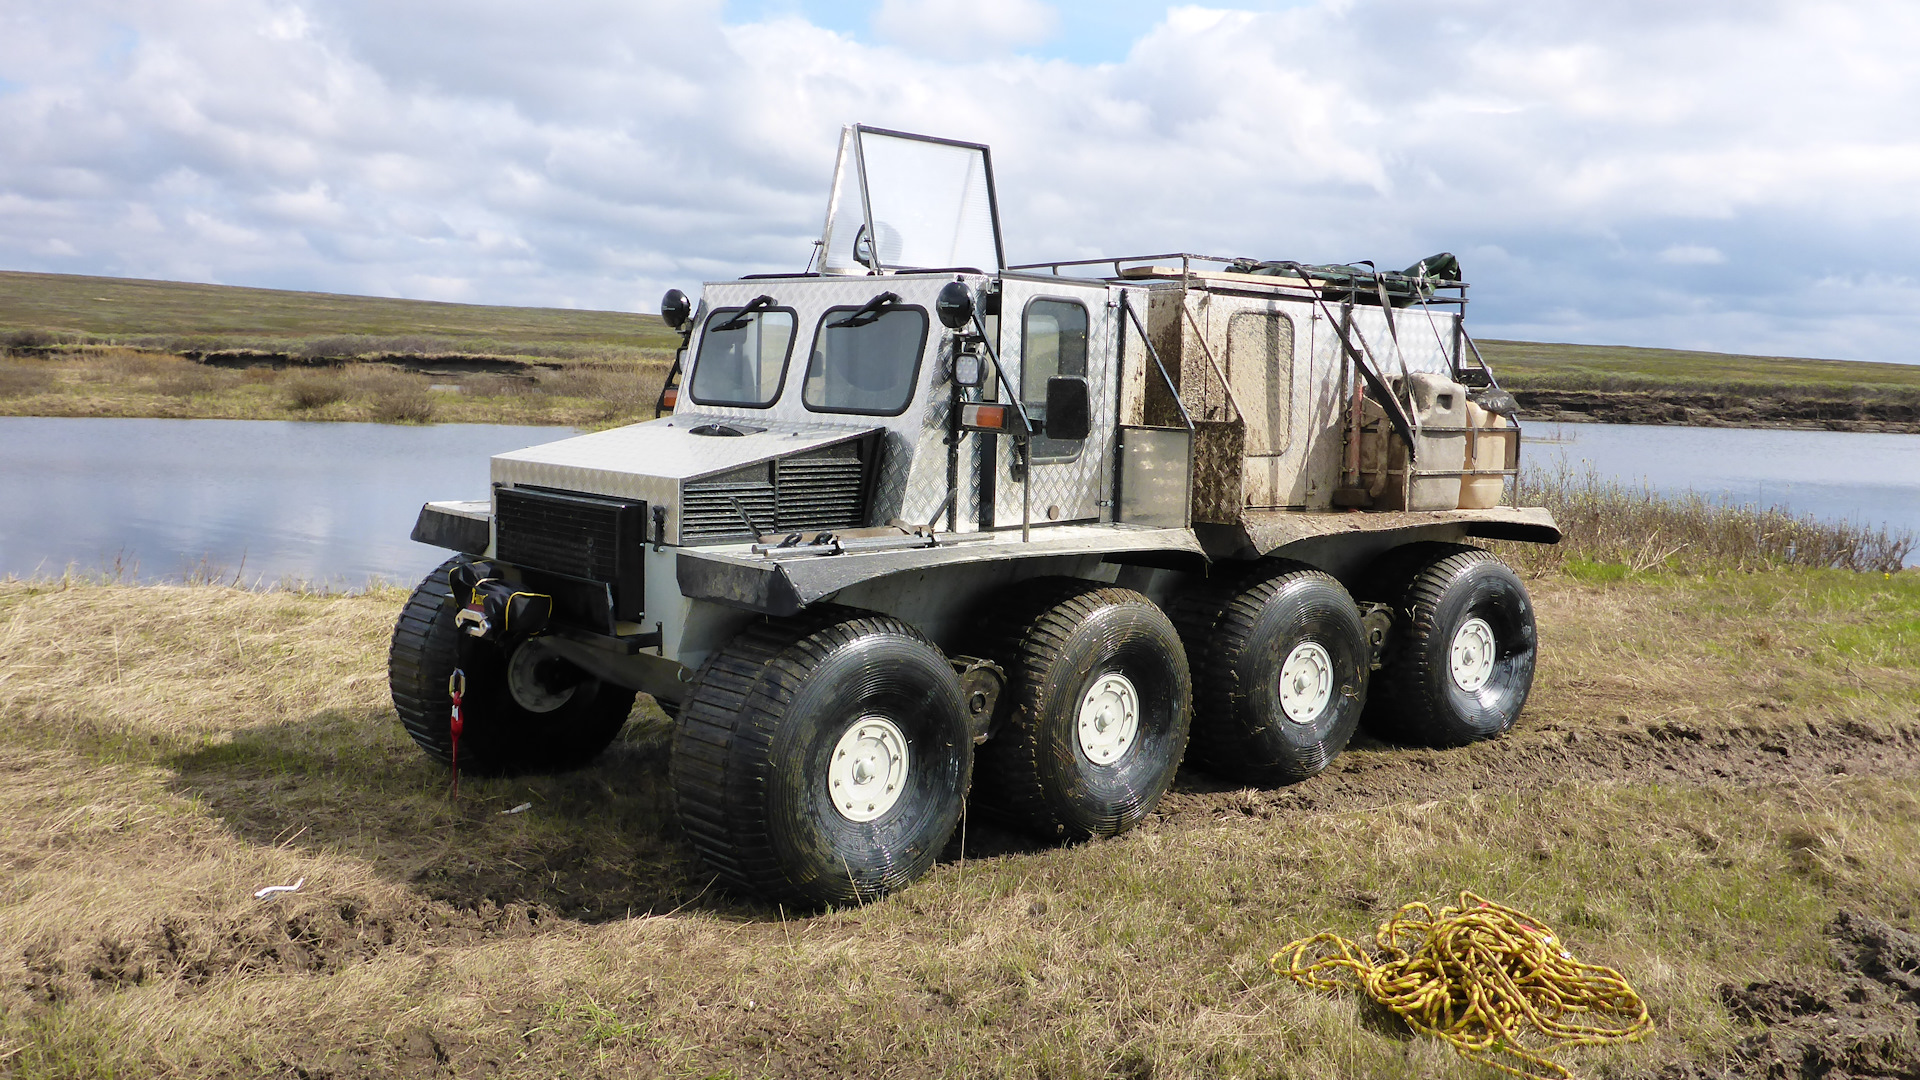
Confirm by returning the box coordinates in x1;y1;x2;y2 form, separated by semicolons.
802;306;928;416
689;306;796;408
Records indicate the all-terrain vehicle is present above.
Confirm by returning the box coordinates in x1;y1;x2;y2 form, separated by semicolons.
391;125;1559;906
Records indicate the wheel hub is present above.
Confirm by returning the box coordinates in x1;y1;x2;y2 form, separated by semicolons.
1277;640;1334;724
1449;617;1498;693
506;640;581;713
829;716;910;823
1076;673;1140;766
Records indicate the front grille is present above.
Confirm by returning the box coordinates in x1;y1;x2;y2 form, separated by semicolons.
681;439;873;544
497;488;624;580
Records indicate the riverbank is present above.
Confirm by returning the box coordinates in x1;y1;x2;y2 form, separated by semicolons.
1481;337;1920;433
0;346;670;427
1511;387;1920;433
2;566;1917;1078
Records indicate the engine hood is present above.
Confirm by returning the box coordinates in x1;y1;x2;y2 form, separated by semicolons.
491;414;883;545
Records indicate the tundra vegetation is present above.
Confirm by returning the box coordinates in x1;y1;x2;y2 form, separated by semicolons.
2;468;1918;1078
0;271;678;428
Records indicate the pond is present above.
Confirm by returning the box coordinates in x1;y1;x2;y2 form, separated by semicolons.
1529;422;1920;560
4;417;1917;588
0;417;575;589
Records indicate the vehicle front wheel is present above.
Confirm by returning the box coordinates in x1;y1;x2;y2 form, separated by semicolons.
973;580;1192;841
1363;545;1536;747
388;558;636;774
670;607;973;907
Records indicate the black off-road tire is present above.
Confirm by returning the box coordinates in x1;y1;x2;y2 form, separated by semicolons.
1170;560;1368;785
972;580;1192;841
1361;544;1536;747
670;607;973;908
388;558;636;775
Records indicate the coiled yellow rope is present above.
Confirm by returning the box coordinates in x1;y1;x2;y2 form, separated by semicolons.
1271;892;1652;1080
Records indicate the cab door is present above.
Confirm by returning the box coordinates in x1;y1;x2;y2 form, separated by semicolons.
990;278;1114;527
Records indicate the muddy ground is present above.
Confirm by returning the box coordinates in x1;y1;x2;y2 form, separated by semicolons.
5;573;1920;1077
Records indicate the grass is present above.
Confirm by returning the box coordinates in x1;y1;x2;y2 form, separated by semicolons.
0;349;666;427
1492;460;1917;575
1479;338;1920;400
2;555;1919;1077
0;270;680;357
0;271;679;427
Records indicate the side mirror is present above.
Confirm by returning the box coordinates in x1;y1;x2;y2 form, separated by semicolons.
1042;376;1090;441
936;281;974;330
660;288;692;333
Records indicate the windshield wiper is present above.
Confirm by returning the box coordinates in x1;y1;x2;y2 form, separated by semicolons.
827;291;902;329
712;294;778;333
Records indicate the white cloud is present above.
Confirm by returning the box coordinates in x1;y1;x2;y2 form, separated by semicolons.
872;0;1059;59
0;1;1916;362
1658;244;1727;266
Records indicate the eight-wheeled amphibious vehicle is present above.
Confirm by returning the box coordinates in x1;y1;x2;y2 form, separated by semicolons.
391;125;1560;906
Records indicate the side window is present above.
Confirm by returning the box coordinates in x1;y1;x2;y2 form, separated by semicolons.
1021;298;1089;461
689;305;796;408
1226;311;1294;454
802;306;929;416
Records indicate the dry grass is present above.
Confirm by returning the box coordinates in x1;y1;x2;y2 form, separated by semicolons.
1;571;1918;1077
0;349;670;428
1492;460;1916;575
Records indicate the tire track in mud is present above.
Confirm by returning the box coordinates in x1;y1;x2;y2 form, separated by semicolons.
1150;717;1920;825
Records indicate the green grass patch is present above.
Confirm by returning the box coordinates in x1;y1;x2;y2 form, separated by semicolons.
1480;338;1920;399
0;270;679;357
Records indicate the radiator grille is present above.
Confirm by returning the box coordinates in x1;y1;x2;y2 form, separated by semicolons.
777;455;866;530
681;441;871;544
680;480;777;544
496;487;629;582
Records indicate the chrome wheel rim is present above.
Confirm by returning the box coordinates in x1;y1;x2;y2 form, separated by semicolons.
1450;617;1498;693
1277;640;1335;724
829;716;910;823
1076;673;1140;766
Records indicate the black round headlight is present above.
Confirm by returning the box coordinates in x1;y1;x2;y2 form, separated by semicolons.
660;288;692;332
935;281;975;330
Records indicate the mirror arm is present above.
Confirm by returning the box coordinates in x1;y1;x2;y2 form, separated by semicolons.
966;307;1036;436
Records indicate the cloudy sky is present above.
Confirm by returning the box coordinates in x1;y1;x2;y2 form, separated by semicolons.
1;0;1916;362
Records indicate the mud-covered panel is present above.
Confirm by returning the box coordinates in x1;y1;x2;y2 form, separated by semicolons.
1189;420;1245;524
1233;506;1561;556
677;524;1203;614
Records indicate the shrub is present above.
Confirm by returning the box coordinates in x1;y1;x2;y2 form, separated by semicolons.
0;361;53;398
286;375;348;409
370;389;435;423
1;328;57;351
298;336;371;360
154;367;225;397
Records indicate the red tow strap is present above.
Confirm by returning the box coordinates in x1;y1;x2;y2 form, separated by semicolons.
448;668;466;799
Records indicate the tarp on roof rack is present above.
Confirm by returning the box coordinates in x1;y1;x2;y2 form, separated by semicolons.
1225;253;1460;307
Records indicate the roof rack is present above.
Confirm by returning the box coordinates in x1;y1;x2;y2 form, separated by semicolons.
1010;252;1469;308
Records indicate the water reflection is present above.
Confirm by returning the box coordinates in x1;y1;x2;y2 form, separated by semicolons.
1532;422;1920;562
0;417;576;588
5;417;1916;586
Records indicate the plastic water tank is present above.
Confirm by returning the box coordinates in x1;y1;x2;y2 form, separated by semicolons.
1403;372;1468;511
1459;400;1511;509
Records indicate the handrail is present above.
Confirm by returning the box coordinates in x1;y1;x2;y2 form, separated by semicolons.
1267;261;1420;461
1119;291;1195;433
1177;299;1249;425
